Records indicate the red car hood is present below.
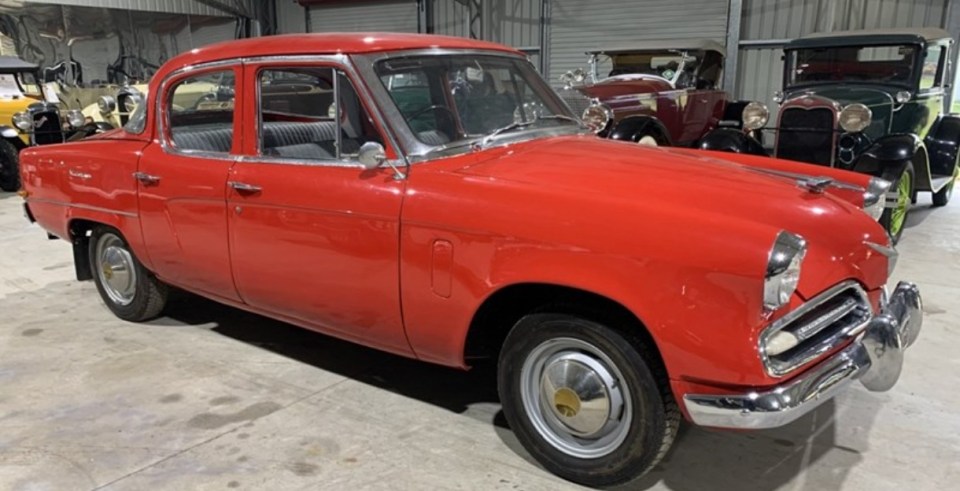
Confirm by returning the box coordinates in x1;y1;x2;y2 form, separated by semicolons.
453;135;890;296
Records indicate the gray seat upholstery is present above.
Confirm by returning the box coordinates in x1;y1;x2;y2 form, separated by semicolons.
262;121;339;149
171;126;233;153
418;130;450;146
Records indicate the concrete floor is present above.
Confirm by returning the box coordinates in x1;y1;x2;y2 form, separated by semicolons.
0;190;958;491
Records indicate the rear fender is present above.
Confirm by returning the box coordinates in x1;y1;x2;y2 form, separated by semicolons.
609;116;673;145
65;209;151;276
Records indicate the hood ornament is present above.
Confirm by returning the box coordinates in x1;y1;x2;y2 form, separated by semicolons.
799;176;835;194
744;167;864;194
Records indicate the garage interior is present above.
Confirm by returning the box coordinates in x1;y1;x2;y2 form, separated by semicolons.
1;0;959;489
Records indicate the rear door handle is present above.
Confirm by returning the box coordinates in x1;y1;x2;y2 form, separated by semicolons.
133;171;160;185
228;181;262;194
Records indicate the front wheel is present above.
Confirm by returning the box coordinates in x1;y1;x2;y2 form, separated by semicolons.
0;139;21;192
879;162;914;243
498;313;678;488
89;226;168;321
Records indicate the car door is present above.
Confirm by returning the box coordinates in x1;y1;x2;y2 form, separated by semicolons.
137;64;242;302
227;59;411;356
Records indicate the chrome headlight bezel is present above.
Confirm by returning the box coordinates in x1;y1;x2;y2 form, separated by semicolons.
66;109;85;129
742;102;769;131
863;177;892;221
581;101;613;134
839;103;872;133
12;111;32;131
764;231;807;311
98;95;117;114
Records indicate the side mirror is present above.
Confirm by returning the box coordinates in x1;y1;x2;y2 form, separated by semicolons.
358;141;387;170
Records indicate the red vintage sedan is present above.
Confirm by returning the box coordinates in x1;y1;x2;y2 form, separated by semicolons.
19;33;922;487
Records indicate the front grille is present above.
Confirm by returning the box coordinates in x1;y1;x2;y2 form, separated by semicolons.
776;107;835;166
761;282;871;377
33;111;64;145
559;89;591;118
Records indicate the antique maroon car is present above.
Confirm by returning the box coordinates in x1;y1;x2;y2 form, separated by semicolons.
19;33;922;487
557;40;739;146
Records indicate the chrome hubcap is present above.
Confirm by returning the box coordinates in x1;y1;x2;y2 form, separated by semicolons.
96;233;137;306
520;338;631;459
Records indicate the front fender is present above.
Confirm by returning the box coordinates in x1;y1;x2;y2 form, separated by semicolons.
698;127;767;156
608;116;673;145
861;134;921;162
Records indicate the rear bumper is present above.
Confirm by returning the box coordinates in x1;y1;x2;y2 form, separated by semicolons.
683;281;922;430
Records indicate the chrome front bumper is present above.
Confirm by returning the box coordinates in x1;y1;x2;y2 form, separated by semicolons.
683;281;922;430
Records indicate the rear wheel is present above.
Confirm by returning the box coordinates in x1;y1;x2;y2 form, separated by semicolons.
932;164;958;207
88;226;168;321
0;139;20;192
498;313;678;488
879;162;913;243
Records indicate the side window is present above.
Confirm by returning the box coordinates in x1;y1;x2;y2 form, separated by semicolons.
258;67;382;161
167;69;236;153
920;45;943;90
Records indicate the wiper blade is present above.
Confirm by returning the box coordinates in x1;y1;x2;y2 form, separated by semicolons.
480;114;582;148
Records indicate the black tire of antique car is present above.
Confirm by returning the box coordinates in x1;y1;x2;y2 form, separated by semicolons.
498;313;679;487
932;165;958;207
0;139;21;192
879;161;914;244
89;226;169;321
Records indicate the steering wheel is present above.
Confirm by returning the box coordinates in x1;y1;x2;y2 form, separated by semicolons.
408;104;456;121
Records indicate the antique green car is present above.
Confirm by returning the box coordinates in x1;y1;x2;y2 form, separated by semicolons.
700;28;960;242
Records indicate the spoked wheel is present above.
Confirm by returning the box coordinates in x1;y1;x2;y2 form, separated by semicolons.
498;313;678;488
880;162;913;244
89;227;168;321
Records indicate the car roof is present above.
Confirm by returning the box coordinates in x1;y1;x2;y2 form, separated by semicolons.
0;55;39;72
161;32;521;70
787;27;952;49
587;40;725;57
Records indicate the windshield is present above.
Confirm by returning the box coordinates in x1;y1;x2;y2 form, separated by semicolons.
375;54;576;147
0;71;42;98
597;51;688;83
786;44;919;88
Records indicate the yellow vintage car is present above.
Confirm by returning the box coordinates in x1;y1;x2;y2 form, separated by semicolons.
1;56;88;191
82;74;226;128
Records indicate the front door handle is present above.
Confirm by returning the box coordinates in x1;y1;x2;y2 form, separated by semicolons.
228;181;262;194
133;171;160;185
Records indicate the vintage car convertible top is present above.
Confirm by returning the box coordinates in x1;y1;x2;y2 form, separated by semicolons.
18;33;922;488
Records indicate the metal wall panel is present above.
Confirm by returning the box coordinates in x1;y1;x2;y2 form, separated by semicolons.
309;1;419;33
432;0;542;69
277;0;307;33
737;0;949;114
547;0;730;87
23;0;251;16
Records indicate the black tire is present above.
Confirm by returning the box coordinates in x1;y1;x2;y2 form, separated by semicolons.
498;313;679;488
88;226;168;321
879;162;914;244
0;139;21;192
932;165;958;207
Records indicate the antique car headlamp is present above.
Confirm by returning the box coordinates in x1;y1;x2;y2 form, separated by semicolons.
559;68;586;89
12;112;33;131
66;109;85;129
581;101;612;134
772;90;784;104
839;103;872;133
895;91;912;104
763;231;807;311
863;177;892;221
98;95;117;114
741;102;769;131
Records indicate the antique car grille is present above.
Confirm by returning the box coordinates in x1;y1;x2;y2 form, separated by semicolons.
761;282;872;377
558;89;591;118
32;110;64;145
776;107;835;166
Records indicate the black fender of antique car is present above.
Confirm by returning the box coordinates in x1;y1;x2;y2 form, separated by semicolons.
925;115;960;177
0;126;27;149
607;116;673;145
697;127;766;156
65;122;115;142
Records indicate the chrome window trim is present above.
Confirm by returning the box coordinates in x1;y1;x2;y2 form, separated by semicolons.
759;280;871;377
352;49;580;162
246;54;408;172
156;59;241;161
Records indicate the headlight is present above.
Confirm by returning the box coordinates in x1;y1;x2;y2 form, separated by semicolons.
741;102;769;131
581;102;612;134
839;103;871;133
763;231;807;311
12;112;32;131
98;95;117;114
895;91;911;104
66;109;85;129
772;91;784;104
863;177;892;220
